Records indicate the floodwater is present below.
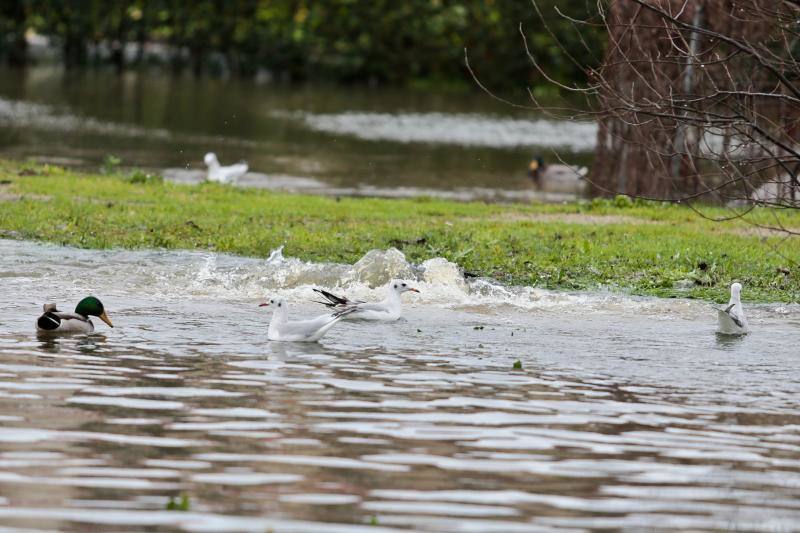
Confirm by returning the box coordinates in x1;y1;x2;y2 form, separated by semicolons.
1;238;800;531
0;67;593;200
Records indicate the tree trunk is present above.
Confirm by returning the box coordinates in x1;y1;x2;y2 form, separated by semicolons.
591;1;694;198
109;2;128;73
4;0;28;67
590;0;783;200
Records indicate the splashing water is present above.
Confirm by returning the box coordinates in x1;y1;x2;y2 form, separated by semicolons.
0;238;799;531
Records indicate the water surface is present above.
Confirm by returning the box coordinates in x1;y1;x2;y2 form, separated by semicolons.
0;68;594;200
0;239;799;530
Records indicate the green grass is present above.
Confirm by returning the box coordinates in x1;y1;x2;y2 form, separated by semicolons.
0;159;798;302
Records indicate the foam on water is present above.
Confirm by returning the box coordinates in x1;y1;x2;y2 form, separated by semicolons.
281;111;598;151
2;238;766;321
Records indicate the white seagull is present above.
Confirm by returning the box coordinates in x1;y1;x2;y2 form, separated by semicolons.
312;280;420;321
259;298;356;342
204;152;248;184
717;282;749;335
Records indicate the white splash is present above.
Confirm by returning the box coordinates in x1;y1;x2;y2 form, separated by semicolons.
2;239;791;320
278;111;598;151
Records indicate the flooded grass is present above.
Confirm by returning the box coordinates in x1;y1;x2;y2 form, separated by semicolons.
0;159;798;302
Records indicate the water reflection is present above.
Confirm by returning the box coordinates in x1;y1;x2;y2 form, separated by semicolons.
0;239;799;530
36;336;61;353
715;332;747;349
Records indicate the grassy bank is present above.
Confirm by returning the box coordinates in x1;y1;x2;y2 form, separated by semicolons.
0;160;798;303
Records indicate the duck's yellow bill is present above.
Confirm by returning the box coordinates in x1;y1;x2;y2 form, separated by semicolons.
99;311;114;328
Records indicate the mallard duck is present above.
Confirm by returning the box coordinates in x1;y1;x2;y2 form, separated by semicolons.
36;296;113;334
204;152;248;184
717;282;749;335
312;280;420;321
259;298;356;342
528;155;588;193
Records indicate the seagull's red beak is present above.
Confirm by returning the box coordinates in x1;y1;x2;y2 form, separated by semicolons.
408;288;420;293
258;302;269;307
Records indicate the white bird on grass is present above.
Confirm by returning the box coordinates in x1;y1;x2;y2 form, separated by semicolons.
717;282;749;335
204;152;248;184
259;298;356;342
312;280;420;321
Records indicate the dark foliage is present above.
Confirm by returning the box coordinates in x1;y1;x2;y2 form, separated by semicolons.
0;0;604;89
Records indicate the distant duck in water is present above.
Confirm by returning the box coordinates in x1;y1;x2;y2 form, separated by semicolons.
36;296;113;334
716;282;749;335
204;152;248;184
528;155;588;194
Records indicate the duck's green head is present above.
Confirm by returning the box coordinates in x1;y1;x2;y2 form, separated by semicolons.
75;296;113;328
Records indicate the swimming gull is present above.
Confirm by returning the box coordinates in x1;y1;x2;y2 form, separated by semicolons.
259;298;356;342
717;282;749;335
312;280;419;321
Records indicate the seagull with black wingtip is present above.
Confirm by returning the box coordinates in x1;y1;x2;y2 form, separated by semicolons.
311;279;420;322
717;282;749;335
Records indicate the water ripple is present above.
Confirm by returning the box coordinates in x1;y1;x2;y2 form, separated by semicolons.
0;239;799;530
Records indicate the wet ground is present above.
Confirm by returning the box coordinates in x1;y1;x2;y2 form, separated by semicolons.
1;239;799;531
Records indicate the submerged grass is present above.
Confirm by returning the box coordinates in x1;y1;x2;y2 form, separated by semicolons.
0;159;798;303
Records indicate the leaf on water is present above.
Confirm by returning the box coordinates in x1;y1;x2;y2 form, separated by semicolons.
166;494;191;511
